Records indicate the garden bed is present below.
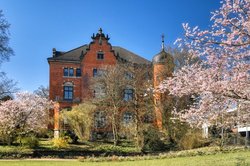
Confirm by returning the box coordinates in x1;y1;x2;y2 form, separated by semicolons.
0;143;249;160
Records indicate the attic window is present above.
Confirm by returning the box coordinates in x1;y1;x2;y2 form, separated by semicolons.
97;52;104;60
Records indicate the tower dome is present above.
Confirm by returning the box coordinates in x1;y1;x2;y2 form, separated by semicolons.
152;49;173;64
152;34;173;64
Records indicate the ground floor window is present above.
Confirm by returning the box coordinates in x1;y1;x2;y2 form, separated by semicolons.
124;89;133;101
93;84;106;99
94;111;106;128
123;112;133;124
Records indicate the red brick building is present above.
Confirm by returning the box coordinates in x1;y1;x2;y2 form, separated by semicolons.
48;29;151;137
48;29;173;138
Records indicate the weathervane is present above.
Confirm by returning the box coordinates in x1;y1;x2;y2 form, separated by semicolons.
161;34;165;50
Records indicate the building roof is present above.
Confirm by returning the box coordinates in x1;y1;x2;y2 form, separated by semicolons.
113;46;150;64
48;44;150;64
47;45;88;62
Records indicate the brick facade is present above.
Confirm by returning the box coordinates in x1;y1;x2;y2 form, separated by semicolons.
48;29;173;138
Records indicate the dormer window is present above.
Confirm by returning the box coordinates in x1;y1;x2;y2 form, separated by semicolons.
97;52;104;60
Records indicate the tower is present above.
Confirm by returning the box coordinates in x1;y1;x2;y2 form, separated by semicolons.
152;35;174;130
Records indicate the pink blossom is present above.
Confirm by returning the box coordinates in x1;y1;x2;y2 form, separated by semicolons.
159;0;250;127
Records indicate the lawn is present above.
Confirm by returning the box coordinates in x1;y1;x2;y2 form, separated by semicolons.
1;150;250;166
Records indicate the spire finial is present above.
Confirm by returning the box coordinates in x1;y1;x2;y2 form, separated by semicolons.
99;28;103;34
161;34;165;50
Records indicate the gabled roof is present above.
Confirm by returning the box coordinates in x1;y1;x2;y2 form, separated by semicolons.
48;45;150;64
113;46;150;64
47;45;88;62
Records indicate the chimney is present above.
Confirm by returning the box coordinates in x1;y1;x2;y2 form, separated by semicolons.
52;48;56;57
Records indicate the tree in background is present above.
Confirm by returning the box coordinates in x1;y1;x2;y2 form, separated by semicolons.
125;64;154;151
61;102;96;142
0;10;13;65
165;47;200;71
0;92;52;145
92;64;127;145
34;85;49;99
159;0;250;145
0;10;17;99
0;72;18;100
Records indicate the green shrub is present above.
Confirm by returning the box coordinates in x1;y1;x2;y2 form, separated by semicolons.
52;136;70;148
142;126;166;152
0;146;33;159
78;146;248;162
61;102;96;142
61;130;78;143
178;130;206;150
18;136;39;148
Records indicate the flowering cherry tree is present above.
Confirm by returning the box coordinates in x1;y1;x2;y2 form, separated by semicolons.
0;92;52;144
159;0;250;127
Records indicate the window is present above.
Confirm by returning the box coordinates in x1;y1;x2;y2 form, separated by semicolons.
93;69;98;77
125;72;133;80
124;89;133;101
123;112;133;124
64;86;73;100
93;85;106;99
64;67;74;77
93;68;105;77
69;68;74;77
97;52;104;60
63;68;69;76
76;68;81;77
94;111;106;128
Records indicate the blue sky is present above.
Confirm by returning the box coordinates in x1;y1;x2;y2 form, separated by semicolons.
0;0;220;92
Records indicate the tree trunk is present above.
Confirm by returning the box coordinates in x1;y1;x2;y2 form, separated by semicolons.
111;112;118;146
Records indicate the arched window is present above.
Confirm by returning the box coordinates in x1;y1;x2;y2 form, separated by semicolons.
63;82;73;100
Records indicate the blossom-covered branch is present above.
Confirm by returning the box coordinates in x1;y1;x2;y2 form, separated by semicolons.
159;0;250;126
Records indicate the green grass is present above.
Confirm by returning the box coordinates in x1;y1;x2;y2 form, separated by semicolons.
1;150;250;166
